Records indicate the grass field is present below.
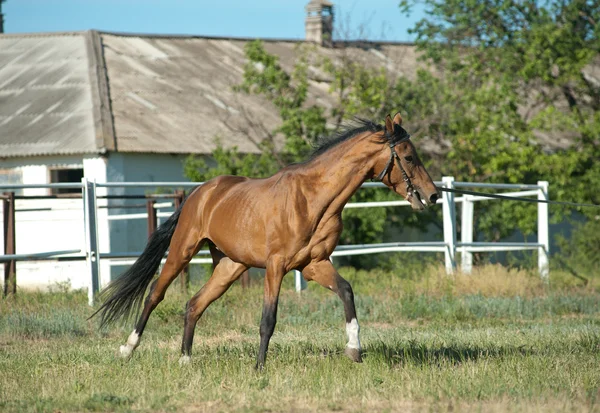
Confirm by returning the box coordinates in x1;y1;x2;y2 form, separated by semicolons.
1;264;600;412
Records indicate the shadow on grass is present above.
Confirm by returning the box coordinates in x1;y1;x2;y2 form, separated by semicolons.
364;340;534;367
264;340;533;368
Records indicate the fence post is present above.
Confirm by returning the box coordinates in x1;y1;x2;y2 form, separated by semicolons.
146;199;157;239
83;178;100;306
295;270;307;292
442;176;456;274
537;181;549;281
461;194;474;274
3;192;16;296
174;191;190;291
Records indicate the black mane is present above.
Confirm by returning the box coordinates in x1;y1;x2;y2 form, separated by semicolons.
311;118;410;158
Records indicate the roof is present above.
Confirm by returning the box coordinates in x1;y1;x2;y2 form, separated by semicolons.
102;34;284;154
0;30;419;158
0;32;110;157
101;32;418;154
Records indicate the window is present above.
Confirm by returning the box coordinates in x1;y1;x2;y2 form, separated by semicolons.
49;168;84;195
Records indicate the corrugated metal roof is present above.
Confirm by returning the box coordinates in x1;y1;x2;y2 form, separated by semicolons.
100;33;420;154
102;35;283;154
0;32;102;157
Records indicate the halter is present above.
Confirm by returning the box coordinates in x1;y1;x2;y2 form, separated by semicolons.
373;131;415;199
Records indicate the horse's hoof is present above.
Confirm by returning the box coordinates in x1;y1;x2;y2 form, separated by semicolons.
179;355;191;366
119;345;133;359
344;347;362;363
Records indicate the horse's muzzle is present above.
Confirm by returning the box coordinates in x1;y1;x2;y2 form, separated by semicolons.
412;188;439;210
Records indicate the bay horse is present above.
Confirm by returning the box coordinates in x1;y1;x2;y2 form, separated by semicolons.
92;113;438;368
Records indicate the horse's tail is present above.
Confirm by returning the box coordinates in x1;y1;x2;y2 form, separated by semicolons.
90;200;185;328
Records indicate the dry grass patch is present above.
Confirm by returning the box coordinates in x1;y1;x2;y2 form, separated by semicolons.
407;264;596;298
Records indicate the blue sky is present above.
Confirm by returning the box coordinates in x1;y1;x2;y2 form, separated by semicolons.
3;0;422;42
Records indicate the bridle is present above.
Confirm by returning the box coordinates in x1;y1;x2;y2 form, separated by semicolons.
372;130;415;199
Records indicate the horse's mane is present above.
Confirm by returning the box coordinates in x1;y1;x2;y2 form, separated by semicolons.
311;118;409;159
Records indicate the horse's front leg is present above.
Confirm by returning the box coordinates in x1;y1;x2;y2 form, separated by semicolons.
256;259;285;370
302;260;362;362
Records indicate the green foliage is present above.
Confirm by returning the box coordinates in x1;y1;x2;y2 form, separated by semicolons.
557;218;600;276
398;0;600;253
184;140;281;182
322;57;396;121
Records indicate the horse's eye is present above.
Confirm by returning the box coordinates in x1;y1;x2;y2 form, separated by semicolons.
404;156;414;163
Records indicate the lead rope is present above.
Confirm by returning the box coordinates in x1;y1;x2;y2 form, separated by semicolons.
437;186;600;208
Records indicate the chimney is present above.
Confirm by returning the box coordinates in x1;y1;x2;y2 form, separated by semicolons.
305;0;334;47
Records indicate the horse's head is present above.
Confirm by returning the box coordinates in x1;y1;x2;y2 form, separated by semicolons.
374;113;438;211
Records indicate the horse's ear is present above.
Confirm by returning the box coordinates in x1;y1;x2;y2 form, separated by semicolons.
392;112;403;126
385;114;394;134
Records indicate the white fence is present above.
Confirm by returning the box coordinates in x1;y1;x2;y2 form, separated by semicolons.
0;177;550;302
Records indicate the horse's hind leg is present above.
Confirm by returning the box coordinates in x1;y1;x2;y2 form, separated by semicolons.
119;223;205;358
179;244;248;364
302;260;362;362
256;259;285;370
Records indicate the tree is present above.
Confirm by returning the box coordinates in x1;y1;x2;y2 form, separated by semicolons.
399;0;599;203
399;0;600;267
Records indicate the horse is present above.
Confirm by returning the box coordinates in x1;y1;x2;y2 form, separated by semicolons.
91;112;438;368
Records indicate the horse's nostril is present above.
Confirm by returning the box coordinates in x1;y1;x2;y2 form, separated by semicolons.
429;194;438;205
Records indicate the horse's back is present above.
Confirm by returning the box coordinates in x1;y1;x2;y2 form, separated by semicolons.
187;173;300;267
184;175;251;217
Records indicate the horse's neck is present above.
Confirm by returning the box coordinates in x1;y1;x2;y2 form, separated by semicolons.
304;135;380;214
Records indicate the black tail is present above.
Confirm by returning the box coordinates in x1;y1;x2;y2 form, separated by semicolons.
90;202;185;328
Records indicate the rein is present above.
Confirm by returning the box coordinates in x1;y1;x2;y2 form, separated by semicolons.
437;186;600;208
373;132;414;198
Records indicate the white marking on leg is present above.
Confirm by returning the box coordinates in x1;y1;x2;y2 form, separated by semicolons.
179;355;191;366
118;330;140;358
127;330;140;347
346;318;361;350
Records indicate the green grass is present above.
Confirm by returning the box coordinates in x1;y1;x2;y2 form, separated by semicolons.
1;265;600;412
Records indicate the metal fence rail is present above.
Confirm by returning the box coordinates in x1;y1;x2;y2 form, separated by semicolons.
0;177;550;303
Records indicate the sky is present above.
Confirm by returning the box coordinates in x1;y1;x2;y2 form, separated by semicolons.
2;0;423;42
